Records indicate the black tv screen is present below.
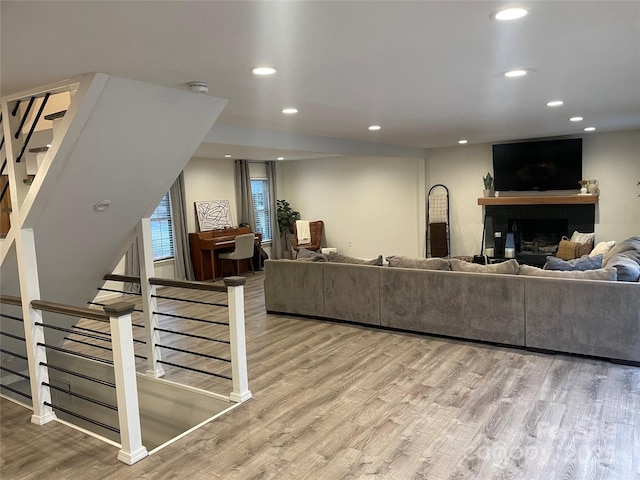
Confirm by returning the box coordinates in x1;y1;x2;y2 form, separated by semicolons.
492;138;582;191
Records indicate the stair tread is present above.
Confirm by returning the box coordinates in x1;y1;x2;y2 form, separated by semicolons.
44;110;66;121
28;146;49;153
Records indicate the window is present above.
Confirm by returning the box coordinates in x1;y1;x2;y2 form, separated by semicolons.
150;192;174;260
251;178;272;242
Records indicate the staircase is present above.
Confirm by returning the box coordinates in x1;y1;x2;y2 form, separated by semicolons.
0;73;229;462
1;72;226;332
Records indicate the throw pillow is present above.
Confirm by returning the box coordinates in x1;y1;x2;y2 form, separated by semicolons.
450;258;520;275
602;236;640;282
571;231;596;244
386;256;451;271
327;252;383;266
589;241;616;257
519;265;618;281
544;254;603;271
603;254;640;282
295;249;328;262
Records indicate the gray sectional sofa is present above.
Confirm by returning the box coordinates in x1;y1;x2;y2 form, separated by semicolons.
264;258;640;364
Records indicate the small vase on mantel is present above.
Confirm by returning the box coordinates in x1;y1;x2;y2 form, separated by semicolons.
483;189;495;198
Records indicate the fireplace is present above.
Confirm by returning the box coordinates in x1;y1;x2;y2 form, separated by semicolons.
484;203;595;266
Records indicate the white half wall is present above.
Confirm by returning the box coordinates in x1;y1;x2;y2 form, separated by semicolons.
280;156;426;259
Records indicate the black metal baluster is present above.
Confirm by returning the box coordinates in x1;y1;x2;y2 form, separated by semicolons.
16;93;50;163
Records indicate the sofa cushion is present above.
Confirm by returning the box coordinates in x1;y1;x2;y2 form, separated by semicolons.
544;254;603;271
603;254;640;282
602;236;640;282
296;248;328;262
386;256;450;270
590;240;616;257
450;258;520;275
570;231;595;244
327;252;383;266
519;264;618;281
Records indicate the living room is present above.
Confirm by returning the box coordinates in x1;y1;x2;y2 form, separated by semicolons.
1;2;639;478
175;128;639;274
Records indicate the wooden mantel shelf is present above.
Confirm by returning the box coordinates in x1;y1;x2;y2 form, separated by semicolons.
478;194;599;206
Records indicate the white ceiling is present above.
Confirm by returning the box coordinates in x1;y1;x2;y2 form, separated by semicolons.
2;1;639;160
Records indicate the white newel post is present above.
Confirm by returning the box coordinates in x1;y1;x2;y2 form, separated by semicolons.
16;229;56;425
224;277;252;403
137;218;164;377
103;302;148;465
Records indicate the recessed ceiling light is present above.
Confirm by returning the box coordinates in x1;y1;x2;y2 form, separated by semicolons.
277;156;285;161
458;139;468;144
251;66;276;76
504;69;529;78
368;125;381;131
282;108;298;114
584;127;596;132
546;100;564;107
570;116;584;122
224;154;232;158
492;7;529;21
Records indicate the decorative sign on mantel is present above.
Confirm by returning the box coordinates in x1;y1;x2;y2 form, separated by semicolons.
195;200;233;231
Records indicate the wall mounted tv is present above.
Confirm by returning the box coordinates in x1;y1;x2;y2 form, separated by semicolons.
492;138;582;191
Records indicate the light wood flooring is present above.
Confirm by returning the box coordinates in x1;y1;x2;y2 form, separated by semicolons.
1;271;639;479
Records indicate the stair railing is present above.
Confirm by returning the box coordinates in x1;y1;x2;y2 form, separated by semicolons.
99;274;252;403
0;294;148;465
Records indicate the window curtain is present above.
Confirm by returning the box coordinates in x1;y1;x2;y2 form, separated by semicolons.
265;161;282;259
234;159;256;230
170;172;194;281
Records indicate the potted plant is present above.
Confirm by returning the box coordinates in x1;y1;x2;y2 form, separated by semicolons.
277;199;300;258
483;172;494;197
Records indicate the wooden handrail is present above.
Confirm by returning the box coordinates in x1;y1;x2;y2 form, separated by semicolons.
149;277;227;293
31;299;110;323
0;294;22;306
103;273;141;283
103;273;227;292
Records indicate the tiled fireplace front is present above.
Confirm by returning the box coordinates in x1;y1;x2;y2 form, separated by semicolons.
485;203;596;266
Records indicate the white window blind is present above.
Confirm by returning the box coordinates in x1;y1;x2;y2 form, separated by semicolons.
150;192;175;260
251;178;272;242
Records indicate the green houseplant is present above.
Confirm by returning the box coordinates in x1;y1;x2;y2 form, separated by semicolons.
483;172;494;197
277;199;300;257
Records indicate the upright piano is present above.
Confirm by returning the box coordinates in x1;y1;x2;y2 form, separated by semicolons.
189;227;262;281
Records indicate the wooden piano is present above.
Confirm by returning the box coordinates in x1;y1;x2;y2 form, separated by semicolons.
189;227;262;281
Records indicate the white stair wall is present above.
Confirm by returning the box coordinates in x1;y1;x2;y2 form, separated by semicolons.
1;73;227;346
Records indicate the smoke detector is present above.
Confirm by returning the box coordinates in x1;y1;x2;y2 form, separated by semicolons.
187;81;209;93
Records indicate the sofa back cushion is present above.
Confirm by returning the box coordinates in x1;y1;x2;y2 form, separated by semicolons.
544;254;603;271
450;258;520;275
519;264;618;281
386;256;451;270
296;248;328;262
327;252;384;266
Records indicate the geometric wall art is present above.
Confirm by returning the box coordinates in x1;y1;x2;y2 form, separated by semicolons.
195;200;233;231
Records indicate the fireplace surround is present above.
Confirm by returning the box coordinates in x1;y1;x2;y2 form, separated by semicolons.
478;195;597;266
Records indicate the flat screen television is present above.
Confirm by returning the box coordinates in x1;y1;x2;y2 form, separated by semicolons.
492;138;582;191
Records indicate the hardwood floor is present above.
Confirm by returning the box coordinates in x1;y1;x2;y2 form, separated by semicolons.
1;271;639;479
